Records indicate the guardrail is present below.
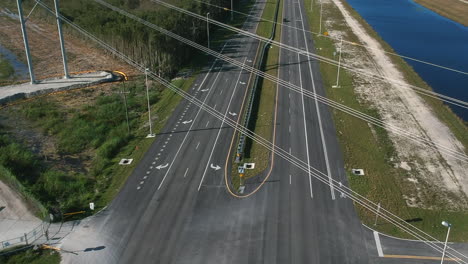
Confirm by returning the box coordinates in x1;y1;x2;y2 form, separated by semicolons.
235;0;281;163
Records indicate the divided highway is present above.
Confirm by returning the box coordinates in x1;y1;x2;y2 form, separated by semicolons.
55;0;468;263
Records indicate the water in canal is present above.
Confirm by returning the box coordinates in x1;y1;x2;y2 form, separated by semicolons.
345;0;468;121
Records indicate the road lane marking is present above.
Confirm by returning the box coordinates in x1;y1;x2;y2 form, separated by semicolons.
206;121;210;127
196;141;200;150
289;125;291;133
143;176;148;179
140;181;144;184
156;163;169;170
157;41;231;190
294;22;313;199
137;186;141;190
289;175;292;185
383;255;459;261
183;167;189;178
220;89;223;95
198;57;248;191
298;0;335;200
373;231;384;257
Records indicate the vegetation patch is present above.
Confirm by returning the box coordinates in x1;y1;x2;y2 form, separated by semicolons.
0;77;193;216
0;54;15;81
0;247;60;264
303;0;468;241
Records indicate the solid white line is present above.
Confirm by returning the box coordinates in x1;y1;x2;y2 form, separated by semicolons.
374;231;384;257
294;18;313;199
298;0;335;200
196;141;200;150
289;174;292;185
214;103;217;109
183;167;189;178
205;120;210;127
289;125;291;133
157;42;230;190
220;89;223;95
198;57;248;191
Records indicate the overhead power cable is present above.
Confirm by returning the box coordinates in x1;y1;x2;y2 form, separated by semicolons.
152;0;468;110
192;0;468;76
90;0;468;163
34;1;468;262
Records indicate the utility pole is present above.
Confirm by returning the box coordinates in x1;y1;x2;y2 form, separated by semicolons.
206;13;210;49
145;68;155;138
53;0;69;79
16;0;35;84
333;37;343;88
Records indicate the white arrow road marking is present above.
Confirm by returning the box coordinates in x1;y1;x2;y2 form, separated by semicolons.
210;164;221;171
182;119;193;124
228;112;237;116
239;81;246;85
200;88;209;92
156;163;169;170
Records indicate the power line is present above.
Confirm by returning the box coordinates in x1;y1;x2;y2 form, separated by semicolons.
90;0;468;163
152;0;468;110
191;0;468;76
34;2;468;262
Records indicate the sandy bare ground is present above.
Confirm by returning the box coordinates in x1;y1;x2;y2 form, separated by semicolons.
0;8;138;82
328;0;468;209
0;180;41;242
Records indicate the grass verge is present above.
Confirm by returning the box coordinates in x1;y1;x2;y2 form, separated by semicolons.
0;247;60;264
231;0;283;189
303;0;468;241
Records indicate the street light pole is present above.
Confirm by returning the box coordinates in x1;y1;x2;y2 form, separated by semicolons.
440;221;452;264
333;37;343;88
145;68;155;138
231;0;234;21
206;12;210;49
319;1;323;35
121;82;130;135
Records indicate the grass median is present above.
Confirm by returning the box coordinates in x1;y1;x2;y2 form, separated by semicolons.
303;0;468;242
231;0;283;189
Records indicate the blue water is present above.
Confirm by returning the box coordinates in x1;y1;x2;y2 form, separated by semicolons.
0;44;29;79
345;0;468;121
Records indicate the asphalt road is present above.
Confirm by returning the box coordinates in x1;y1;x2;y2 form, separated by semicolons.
56;0;468;263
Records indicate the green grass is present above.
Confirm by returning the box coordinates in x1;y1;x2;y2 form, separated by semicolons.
231;0;282;189
0;76;194;217
303;0;468;241
0;248;60;264
0;55;15;81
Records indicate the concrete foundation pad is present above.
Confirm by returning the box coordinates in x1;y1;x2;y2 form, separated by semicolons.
0;71;116;105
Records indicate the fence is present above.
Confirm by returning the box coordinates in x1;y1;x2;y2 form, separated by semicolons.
0;221;50;252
